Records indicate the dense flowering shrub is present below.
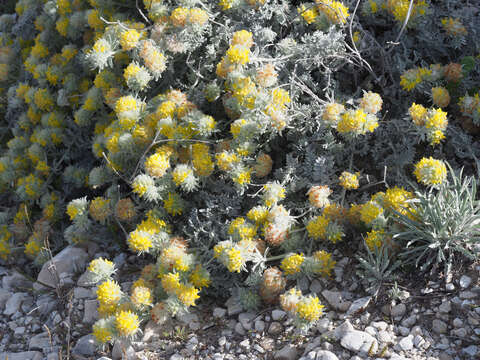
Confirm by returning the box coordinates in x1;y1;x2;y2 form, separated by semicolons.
0;0;478;350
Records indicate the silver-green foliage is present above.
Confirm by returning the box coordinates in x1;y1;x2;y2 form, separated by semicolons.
356;242;401;296
393;165;480;275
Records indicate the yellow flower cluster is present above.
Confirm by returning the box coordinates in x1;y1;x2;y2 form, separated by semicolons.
115;310;140;337
216;30;253;78
299;0;350;26
296;295;325;322
312;250;336;278
120;29;142;51
0;226;12;260
192;144;214;177
365;229;387;251
431;87;450;108
322;102;345;124
228;217;257;242
383;186;414;216
399;63;448;91
145;151;170;178
306;213;344;243
338;109;377;135
97;279;122;306
127;229;153;253
386;0;428;23
89;197;111;223
339;171;359;190
441;17;467;37
408;103;448;146
280;288;324;326
413;157;447;186
280;253;305;275
359;200;383;226
316;0;350;25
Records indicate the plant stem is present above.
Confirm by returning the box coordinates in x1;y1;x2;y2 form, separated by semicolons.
265;254;288;262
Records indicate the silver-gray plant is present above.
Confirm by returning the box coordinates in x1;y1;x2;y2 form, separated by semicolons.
393;165;480;276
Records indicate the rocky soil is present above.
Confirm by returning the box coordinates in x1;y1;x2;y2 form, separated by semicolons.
0;246;479;360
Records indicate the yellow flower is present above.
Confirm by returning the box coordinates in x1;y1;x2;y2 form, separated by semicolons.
188;8;209;26
170;7;189;27
441;17;467;37
115;310;140;337
163;192;184;216
127;230;152;253
337;109;368;134
431;87;450;108
157;100;176;118
161;245;190;272
177;284;200;307
232;168;251;186
306;215;329;240
24;240;41;258
226;46;250;65
409;103;427;125
34;88;54;111
89;197;111;223
231;30;254;48
56;17;69;37
93;321;113;343
88;257;114;274
145;152;170;178
317;0;350;25
115;95;139;115
339;171;359;190
365;229;385;251
247;206;269;224
425;108;448;130
189;265;211;289
383;187;413;215
360;201;383;225
281;253;304;275
219;0;235;11
298;4;318;24
120;29;141;51
0;240;11;260
226;247;243;272
280;287;302;312
124;62;141;81
96;279;122;305
295;295;324;322
359;91;382;114
413;157;447;186
161;272;182;294
131;286;153;307
192;147;214;177
400;68;422;91
312;250;336;278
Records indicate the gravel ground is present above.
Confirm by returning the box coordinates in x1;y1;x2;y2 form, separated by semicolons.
0;245;479;360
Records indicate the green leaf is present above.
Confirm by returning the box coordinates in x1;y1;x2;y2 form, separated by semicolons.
461;56;476;74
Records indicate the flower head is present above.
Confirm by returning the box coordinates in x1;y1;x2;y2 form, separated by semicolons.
413;157;447;186
120;29;141;51
115;310;140;337
96;279;122;306
339;171;359;190
281;253;304;275
295;295;324;322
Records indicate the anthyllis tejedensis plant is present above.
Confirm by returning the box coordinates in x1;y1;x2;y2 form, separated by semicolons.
2;0;480;348
393;164;480;276
88;252;211;345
